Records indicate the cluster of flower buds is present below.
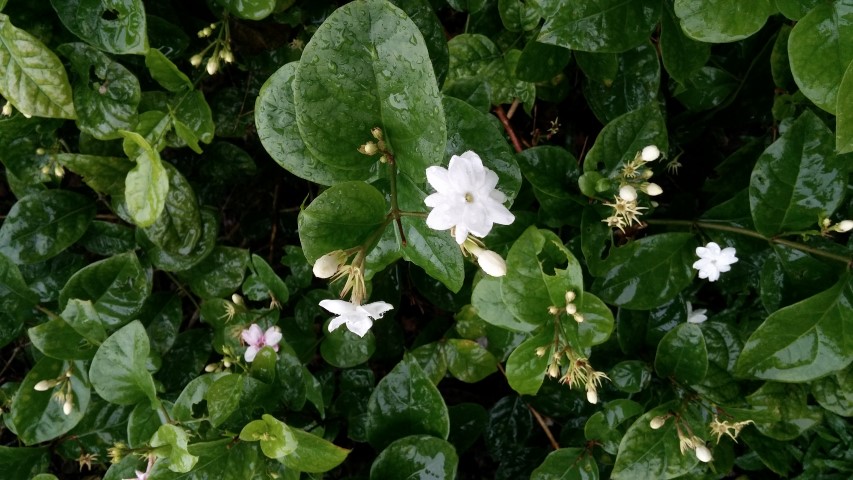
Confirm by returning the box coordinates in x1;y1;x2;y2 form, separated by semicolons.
34;369;74;416
651;412;714;463
547;291;584;323
602;145;663;232
357;127;390;163
204;345;237;373
536;344;607;404
190;22;234;76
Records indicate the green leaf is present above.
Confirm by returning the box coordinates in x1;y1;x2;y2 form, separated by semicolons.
609;360;651;394
89;320;157;407
484;395;532;458
836;60;853;153
56;153;134;195
0;253;38;347
249;346;277;383
447;0;486;13
127;402;159;448
276;340;307;410
10;358;90;445
239;414;297;459
298;182;388;262
583;42;660;123
169;90;215;149
156;329;213;393
473;276;536;332
121;130;169;228
59;252;151;329
321;320;376;368
28;317;98;360
216;0;276;20
516;40;572;83
172;373;221;423
250;254;289;306
537;0;660;53
145;48;192;93
659;1;710;83
205;373;273;428
410;342;448;385
655;323;708;384
736;276;852;382
138;207;218;272
293;0;446;183
612;403;698;479
517;146;584;225
531;448;598;480
747;382;822;440
812;368;853;417
788;1;853;113
58;43;140;140
446;34;535;106
562;292;615;354
749;110;846;236
0;14;75;119
140;163;202;257
584;399;644;455
50;0;148;55
150;424;198;473
502;226;584;329
674;0;775;43
370;435;459;480
592;233;696;310
0;446;49;480
498;0;540;32
179;246;249;299
505;329;551;395
366;353;450;450
389;0;450;86
447;403;488;453
583;102;668;177
280;428;351;473
443;338;497;383
0;190;95;265
256;62;368;185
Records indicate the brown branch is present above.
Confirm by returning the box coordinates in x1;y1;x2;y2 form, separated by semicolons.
494;105;523;154
496;363;560;450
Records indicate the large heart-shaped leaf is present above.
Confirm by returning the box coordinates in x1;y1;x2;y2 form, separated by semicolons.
370;435;458;480
50;0;148;55
674;0;775;43
537;0;660;53
583;102;668;177
89;320;158;406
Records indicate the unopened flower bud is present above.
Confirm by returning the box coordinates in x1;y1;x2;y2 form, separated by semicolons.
231;294;244;306
573;313;584;323
371;127;383;140
586;387;598;404
476;250;507;277
650;416;667;429
565;291;576;303
822;218;833;228
54;165;65;178
695;445;713;463
358;141;379;156
63;395;73;416
190;54;203;67
41;165;51;175
35;147;46;155
645;183;663;196
34;379;55;391
206;57;219;75
2;101;11;116
548;306;560;315
313;251;345;279
548;363;560;378
835;220;853;233
641;145;660;162
223;50;235;63
223;359;232;368
619;185;637;202
565;303;577;315
199;27;212;37
204;363;217;372
535;346;547;357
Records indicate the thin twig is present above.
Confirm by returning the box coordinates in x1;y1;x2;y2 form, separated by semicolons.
494;105;523;154
496;363;560;450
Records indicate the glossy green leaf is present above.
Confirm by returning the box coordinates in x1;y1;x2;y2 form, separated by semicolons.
256;62;368;185
749;110;846;236
736;276;852;382
447;0;486;12
759;244;837;312
276;340;307;410
150;424;198;472
171;90;215;149
89;320;157;407
411;342;448;385
473;276;536;332
28;317;98;360
145;48;191;93
172;373;222;423
0;14;75;119
205;373;273;428
498;0;540;32
811;368;853;417
138;207;217;272
583;102;668;177
674;0;775;43
447;403;488;453
370;435;459;480
280;428;351;473
56;153;133;195
127;401;159;448
59;252;150;329
321;321;375;368
239;414;297;459
180;246;249;298
505;329;551;395
583;42;660;123
659;1;710;83
140;163;201;257
389;0;450;85
248;346;277;384
516;40;572;83
776;0;821;20
0;446;49;479
121;130;169;228
0;253;38;348
298;182;388;262
156;328;213;393
59;43;140;140
788;1;853;113
531;448;598;479
484;395;532;458
216;0;276;20
537;0;660;53
655;323;708;384
609;361;651;394
149;439;269;480
747;382;822;440
592;233;695;310
0;190;95;265
10;358;90;445
50;0;148;55
502;226;584;328
250;254;289;306
673;66;738;111
517;145;584;225
446;34;535;106
836;59;853;153
563;292;615;354
443;338;498;383
584;399;644;455
612;403;698;479
366;353;450;450
293;0;446;183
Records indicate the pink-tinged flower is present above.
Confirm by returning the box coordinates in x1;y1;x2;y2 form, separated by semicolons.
424;151;515;244
319;299;393;337
240;324;282;362
124;455;155;480
692;242;738;282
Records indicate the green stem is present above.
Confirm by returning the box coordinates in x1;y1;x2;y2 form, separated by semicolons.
646;219;853;267
386;156;407;246
398;210;427;218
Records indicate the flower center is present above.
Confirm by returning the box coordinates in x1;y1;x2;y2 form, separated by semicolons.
464;192;474;203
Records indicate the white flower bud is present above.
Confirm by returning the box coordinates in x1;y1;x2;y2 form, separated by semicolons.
835;220;853;232
548;363;560;378
535;346;547;357
223;50;235;63
822;218;833;228
206;57;219;75
649;416;666;429
619;185;637;202
54;165;65;178
586;388;598;404
204;363;217;372
548;305;560;315
477;250;507;277
313;251;345;279
34;379;55;391
190;54;203;67
371;127;383;140
231;294;244;306
695;445;713;463
641;169;654;180
223;359;232;368
2;102;12;116
573;313;584;323
41;165;51;175
565;303;577;315
641;145;660;162
35;147;46;155
63;397;73;416
358;141;379;156
645;183;663;196
565;291;576;303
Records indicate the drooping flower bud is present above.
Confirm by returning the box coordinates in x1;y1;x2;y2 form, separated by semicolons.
650;416;667;429
63;394;73;416
834;220;853;232
586;387;598;404
573;313;584;323
231;294;244;306
190;54;203;67
371;127;383;140
565;291;576;303
476;250;507;277
695;445;713;463
34;379;56;391
641;145;660;162
645;183;663;196
619;185;637;202
313;250;346;279
223;50;235;63
548;362;560;378
535;346;548;357
565;303;577;315
2;102;12;116
206;57;219;75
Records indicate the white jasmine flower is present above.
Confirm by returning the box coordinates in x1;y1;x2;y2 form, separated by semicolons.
425;151;515;244
695;444;713;463
641;145;660;161
692;242;738;282
686;302;708;324
619;185;637;202
319;299;393;337
240;324;282;362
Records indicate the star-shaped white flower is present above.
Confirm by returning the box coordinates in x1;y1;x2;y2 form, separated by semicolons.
686;302;708;324
424;151;515;244
240;324;282;362
692;242;738;282
319;299;393;337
